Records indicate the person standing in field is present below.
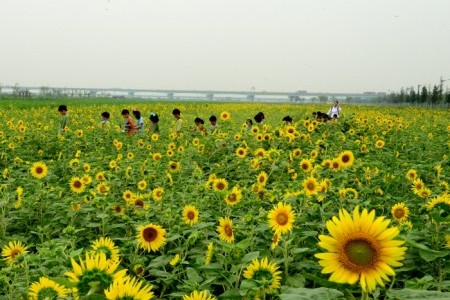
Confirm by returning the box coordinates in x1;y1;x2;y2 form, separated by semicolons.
148;112;160;134
133;109;145;134
327;101;342;119
192;117;206;134
209;115;218;134
121;109;136;135
100;111;111;130
58;105;69;133
172;108;183;135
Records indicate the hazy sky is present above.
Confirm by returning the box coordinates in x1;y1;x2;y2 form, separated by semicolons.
1;0;449;93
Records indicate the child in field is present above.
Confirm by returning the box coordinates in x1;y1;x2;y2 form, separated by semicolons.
121;109;136;135
209;115;218;134
246;119;253;131
148;112;160;134
133;109;145;134
100;112;111;130
192;117;206;134
282;116;293;125
172;108;183;135
58;105;69;133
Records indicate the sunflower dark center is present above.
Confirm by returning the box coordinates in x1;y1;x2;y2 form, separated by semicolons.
74;181;82;188
224;224;233;237
342;155;350;163
187;211;195;220
36;167;43;174
276;213;288;225
259;176;265;183
10;249;20;258
394;208;405;219
344;239;376;266
307;182;315;190
135;199;144;207
301;163;308;170
143;227;158;242
228;193;237;202
216;183;225;190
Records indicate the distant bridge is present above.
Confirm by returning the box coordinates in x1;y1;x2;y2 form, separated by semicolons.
1;85;386;103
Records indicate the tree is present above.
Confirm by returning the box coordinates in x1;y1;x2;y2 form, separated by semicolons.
420;86;428;104
430;85;441;105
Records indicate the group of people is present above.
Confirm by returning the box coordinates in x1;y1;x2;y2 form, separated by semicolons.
57;100;342;135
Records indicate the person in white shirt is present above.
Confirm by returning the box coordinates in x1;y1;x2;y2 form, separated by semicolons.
327;101;342;118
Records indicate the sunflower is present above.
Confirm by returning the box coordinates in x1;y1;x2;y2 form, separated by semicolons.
360;144;368;153
256;171;268;187
109;160;117;168
315;206;407;292
411;178;424;194
170;254;181;266
112;204;123;214
2;241;28;266
76;129;83;138
82;175;92;185
267;202;296;234
310;149;319;159
123;190;134;202
271;232;280;250
152;187;164;201
91;237;120;262
152;153;162;161
151;133;159;141
391;203;409;222
254;148;265;158
338;150;355;168
225;186;242;206
303;176;319;197
83;163;91;172
30;162;48;179
69;177;85;194
127;152;135;159
217;217;234;243
405;169;418;181
137;180;147;191
28;277;70;300
205;242;214;265
236;147;247;158
96;172;106;181
183;290;217;300
65;252;127;296
137;224;166;252
104;276;154;300
97;183;110;195
330;159;341;172
213;178;228;192
243;257;282;293
220;111;230;121
375;140;385;149
417;187;432;198
168;161;180;173
299;159;313;172
183;205;199;226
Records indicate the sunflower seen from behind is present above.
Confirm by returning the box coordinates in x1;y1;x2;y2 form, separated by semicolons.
91;237;120;262
104;275;154;300
243;257;282;294
28;277;70;300
137;224;166;252
183;290;217;300
2;240;28;266
30;161;48;179
65;252;127;296
267;202;295;234
315;206;406;292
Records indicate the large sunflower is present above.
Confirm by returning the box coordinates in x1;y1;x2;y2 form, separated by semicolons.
243;257;282;293
137;224;166;252
391;203;409;222
2;240;28;266
217;217;234;243
69;177;85;194
30;162;48;179
104;276;154;300
183;290;217;300
28;277;70;300
168;161;180;173
213;178;228;192
152;187;164;201
315;206;407;292
267;202;296;234
225;186;242;206
338;150;355;168
65;252;127;296
299;159;313;172
236;147;247;158
183;205;199;226
91;237;120;262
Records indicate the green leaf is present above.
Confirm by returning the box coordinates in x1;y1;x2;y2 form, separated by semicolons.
279;287;345;300
386;288;450;299
418;248;449;262
290;247;310;254
241;251;259;263
186;267;203;283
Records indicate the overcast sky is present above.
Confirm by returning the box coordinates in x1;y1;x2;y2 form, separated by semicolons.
1;0;449;93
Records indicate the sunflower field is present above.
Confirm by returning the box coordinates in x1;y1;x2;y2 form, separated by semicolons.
0;98;449;300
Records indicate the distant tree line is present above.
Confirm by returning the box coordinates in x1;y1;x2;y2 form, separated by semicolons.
376;85;450;107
